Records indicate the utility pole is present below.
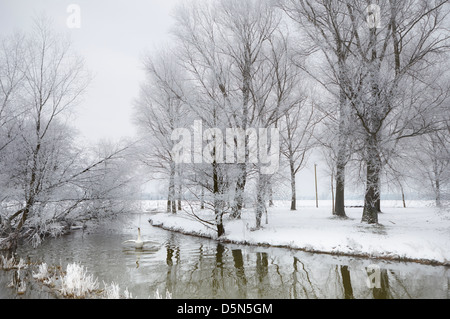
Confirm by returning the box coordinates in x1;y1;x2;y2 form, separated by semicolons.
314;164;318;208
331;172;335;214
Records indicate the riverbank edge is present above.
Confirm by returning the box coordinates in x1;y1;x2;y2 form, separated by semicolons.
148;216;450;268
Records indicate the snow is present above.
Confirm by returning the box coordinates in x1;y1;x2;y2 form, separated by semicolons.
60;263;99;298
31;262;135;299
32;263;49;281
147;200;450;266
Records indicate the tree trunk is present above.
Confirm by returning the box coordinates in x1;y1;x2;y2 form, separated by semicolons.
334;159;346;217
435;173;441;207
268;182;274;207
435;179;441;207
334;55;349;217
400;184;406;208
14;140;41;238
255;195;264;230
213;162;225;237
177;184;182;211
168;163;176;213
361;136;381;224
216;216;225;237
232;163;247;219
232;54;251;219
290;160;296;211
334;86;347;217
255;173;268;230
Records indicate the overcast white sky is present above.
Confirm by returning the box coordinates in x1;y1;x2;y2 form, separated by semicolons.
0;0;181;142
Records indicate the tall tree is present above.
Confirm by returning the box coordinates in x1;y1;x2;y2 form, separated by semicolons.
173;0;282;221
134;48;189;214
280;0;357;218
9;17;88;239
1;17;135;251
342;0;450;223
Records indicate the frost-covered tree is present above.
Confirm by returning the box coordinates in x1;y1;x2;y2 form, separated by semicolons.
342;0;450;223
0;32;27;201
279;0;358;218
0;18;88;248
173;0;283;224
0;18;138;251
412;126;450;207
281;0;450;223
134;47;189;214
261;28;321;212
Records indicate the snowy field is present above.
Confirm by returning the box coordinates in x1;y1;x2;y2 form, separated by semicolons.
144;200;450;266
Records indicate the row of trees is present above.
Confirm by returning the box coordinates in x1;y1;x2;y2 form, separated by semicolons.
0;18;137;251
135;0;317;236
135;0;450;236
285;0;450;222
1;1;448;249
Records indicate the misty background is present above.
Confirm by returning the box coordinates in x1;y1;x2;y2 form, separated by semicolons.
0;0;425;201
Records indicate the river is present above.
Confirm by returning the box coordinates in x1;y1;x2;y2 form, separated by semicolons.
1;212;449;299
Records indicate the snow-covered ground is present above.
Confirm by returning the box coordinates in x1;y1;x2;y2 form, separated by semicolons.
144;200;450;266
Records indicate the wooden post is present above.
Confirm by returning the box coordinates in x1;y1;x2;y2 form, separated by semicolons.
331;173;335;214
315;164;318;208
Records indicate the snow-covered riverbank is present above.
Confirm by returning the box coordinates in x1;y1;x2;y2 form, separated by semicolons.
147;201;450;266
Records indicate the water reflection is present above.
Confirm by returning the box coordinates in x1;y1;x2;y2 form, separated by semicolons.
122;246;160;269
232;249;247;298
372;269;391;299
155;238;449;299
340;266;354;299
0;213;448;299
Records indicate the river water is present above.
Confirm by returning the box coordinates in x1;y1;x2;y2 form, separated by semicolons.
1;212;449;299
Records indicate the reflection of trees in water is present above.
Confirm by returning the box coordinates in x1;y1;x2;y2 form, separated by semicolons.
184;244;204;296
387;270;411;299
291;257;318;298
362;266;392;299
337;265;400;299
212;243;225;296
372;269;392;299
340;266;354;299
232;249;247;298
270;256;287;294
160;240;445;299
165;239;180;296
361;266;434;299
337;265;429;299
256;252;269;298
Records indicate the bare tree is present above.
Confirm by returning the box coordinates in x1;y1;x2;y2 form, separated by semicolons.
342;0;450;223
5;17;88;242
134;47;189;214
265;29;320;212
0;17;137;251
412;127;450;207
173;0;283;222
282;0;450;223
0;32;27;199
279;0;358;218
